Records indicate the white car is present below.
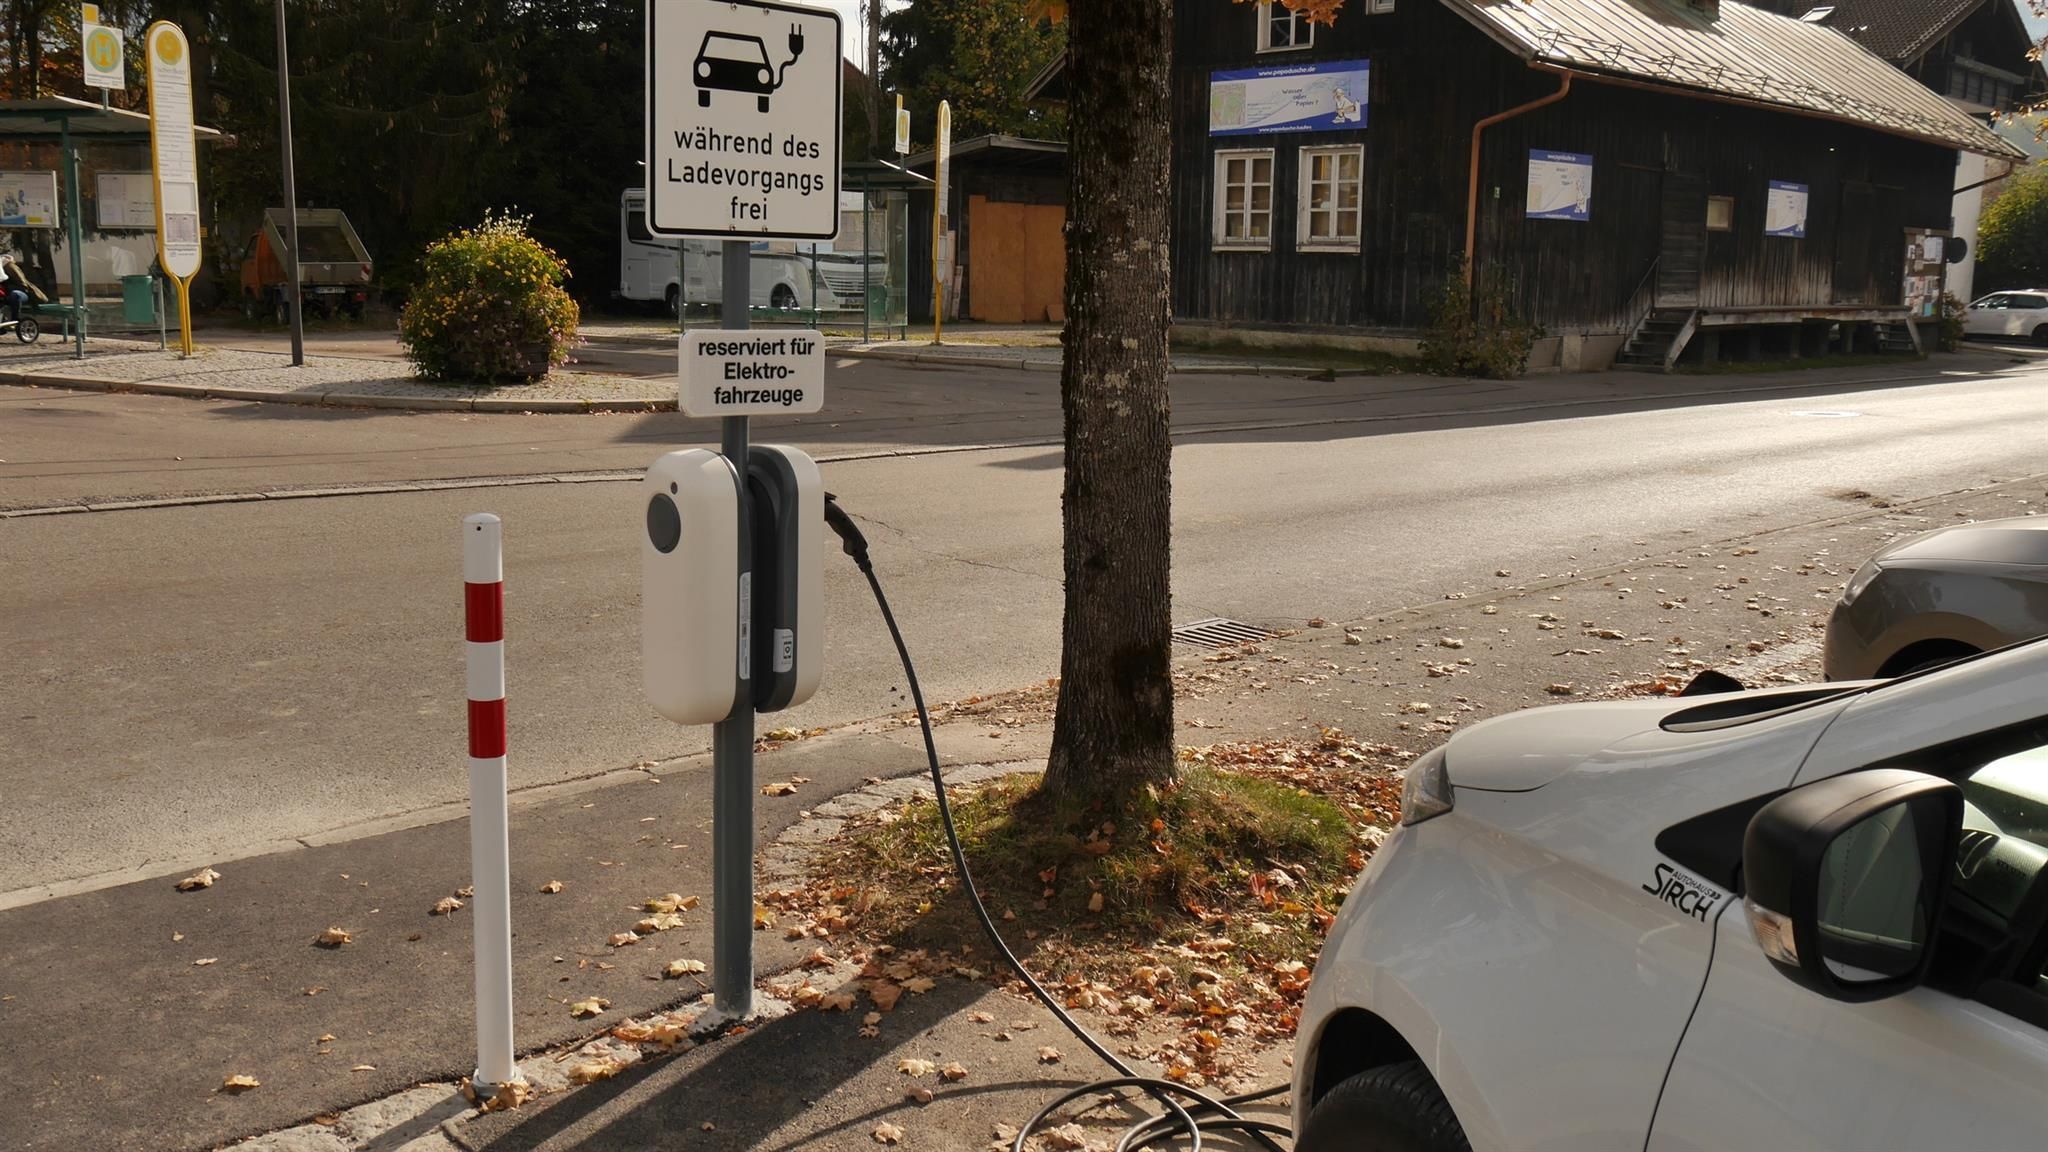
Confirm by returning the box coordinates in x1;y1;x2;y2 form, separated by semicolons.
1962;290;2048;344
1293;643;2048;1151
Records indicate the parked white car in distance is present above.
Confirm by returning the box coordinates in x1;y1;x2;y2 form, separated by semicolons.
1291;643;2048;1152
1962;289;2048;344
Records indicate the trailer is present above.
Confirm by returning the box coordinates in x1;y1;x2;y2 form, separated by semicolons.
238;208;373;323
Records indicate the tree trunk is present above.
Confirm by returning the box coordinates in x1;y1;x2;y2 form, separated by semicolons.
1042;0;1175;807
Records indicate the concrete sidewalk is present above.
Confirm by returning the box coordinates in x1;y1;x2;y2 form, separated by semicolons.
0;339;669;413
0;716;1047;1151
8;328;2040;420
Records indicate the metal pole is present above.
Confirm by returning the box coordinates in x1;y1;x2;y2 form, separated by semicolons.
861;173;870;345
712;238;754;1020
275;0;305;366
463;513;521;1095
61;117;86;360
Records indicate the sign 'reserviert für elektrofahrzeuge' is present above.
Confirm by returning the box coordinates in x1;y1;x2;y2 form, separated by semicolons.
681;329;825;418
646;0;841;239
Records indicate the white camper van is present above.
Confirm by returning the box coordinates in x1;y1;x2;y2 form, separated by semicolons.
617;189;833;315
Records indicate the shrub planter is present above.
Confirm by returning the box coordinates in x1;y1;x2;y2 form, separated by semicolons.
400;213;579;385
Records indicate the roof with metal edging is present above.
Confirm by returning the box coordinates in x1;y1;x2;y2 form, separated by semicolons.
1444;0;2023;158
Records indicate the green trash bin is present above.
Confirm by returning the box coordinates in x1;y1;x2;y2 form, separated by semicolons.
121;275;156;325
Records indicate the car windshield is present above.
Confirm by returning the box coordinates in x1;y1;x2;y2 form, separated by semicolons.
702;33;765;64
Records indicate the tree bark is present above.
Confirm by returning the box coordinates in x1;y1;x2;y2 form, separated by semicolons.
1042;0;1175;807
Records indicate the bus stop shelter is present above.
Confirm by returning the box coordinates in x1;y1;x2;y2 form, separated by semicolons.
0;95;223;359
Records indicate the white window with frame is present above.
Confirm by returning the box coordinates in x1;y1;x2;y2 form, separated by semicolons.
1257;1;1313;52
1214;149;1275;250
1297;145;1363;250
1367;0;1397;11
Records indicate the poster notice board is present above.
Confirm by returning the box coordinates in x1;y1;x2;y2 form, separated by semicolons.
97;172;158;229
0;171;60;227
1765;181;1809;238
1526;151;1593;221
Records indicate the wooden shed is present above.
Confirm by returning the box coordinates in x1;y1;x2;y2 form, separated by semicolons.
905;135;1068;325
1156;0;2024;369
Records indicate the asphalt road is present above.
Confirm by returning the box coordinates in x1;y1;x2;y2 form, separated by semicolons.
7;353;2048;902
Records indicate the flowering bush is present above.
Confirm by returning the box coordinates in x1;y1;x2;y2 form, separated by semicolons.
400;212;579;382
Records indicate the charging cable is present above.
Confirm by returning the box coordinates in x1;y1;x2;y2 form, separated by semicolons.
776;24;804;90
823;495;1292;1152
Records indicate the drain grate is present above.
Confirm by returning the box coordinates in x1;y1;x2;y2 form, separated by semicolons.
1172;618;1277;648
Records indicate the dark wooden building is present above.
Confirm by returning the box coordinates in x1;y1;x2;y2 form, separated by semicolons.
1750;0;2048;302
904;135;1069;325
1161;0;2023;368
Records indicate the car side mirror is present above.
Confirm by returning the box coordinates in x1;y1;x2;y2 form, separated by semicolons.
1742;768;1961;1003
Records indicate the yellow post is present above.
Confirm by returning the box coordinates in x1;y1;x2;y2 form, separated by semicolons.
174;275;194;356
933;100;950;345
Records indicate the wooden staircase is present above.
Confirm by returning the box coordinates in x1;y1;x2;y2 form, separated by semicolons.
1874;320;1922;356
1615;309;1698;371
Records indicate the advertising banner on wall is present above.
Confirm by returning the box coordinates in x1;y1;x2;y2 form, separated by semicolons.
1765;180;1809;238
1209;59;1369;136
1526;151;1593;222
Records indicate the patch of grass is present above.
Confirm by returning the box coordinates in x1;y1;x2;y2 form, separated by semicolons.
816;757;1386;990
1675;352;1916;375
1174;333;1420;374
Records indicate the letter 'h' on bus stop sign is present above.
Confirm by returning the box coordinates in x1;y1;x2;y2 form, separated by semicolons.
647;0;841;239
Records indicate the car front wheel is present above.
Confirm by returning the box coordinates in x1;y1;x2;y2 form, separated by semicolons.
1296;1062;1471;1152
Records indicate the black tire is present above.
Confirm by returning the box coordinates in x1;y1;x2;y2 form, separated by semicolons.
1879;643;1982;678
666;284;682;319
14;315;39;344
241;292;259;321
770;283;798;311
273;294;289;326
1296;1062;1471;1152
2033;324;2048;347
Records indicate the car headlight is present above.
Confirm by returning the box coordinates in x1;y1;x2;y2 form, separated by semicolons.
1842;558;1884;602
1399;746;1453;826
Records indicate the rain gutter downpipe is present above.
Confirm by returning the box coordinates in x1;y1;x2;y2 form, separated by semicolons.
1465;67;1573;285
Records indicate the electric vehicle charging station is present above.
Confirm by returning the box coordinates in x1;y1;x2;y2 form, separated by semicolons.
643;0;840;1022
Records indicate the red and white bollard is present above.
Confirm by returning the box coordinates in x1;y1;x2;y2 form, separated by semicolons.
464;513;521;1093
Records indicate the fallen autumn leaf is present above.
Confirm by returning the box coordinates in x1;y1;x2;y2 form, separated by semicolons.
176;868;221;892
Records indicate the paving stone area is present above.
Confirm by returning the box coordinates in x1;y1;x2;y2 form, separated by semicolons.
0;339;670;409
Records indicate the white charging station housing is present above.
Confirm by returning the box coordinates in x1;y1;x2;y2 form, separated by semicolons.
747;444;823;713
642;449;744;725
